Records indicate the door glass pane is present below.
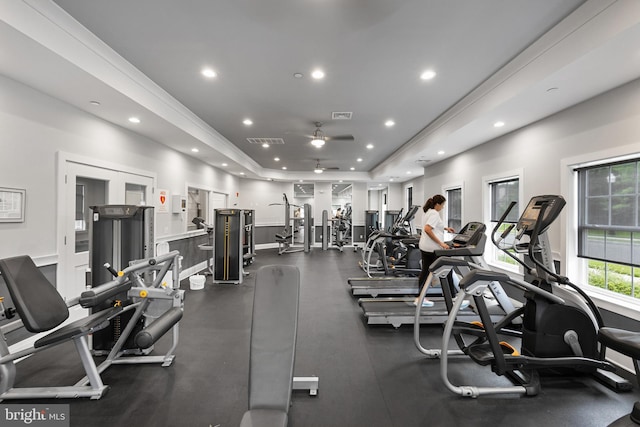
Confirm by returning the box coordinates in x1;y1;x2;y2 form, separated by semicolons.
125;183;146;205
75;177;107;253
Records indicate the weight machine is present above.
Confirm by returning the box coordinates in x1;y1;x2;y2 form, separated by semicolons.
271;194;311;254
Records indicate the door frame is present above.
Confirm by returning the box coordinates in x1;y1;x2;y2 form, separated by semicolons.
56;152;157;300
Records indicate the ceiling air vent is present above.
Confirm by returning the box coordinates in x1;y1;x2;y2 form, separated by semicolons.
331;112;353;120
247;138;285;145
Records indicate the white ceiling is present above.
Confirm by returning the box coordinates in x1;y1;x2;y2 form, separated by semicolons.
2;0;640;185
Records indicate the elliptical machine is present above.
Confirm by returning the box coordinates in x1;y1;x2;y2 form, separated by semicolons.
439;195;629;398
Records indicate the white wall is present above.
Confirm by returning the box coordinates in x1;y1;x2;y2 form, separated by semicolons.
351;182;366;227
0;74;239;260
237;179;291;226
421;76;640;268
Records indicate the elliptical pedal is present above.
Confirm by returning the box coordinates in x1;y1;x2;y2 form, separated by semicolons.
594;368;633;392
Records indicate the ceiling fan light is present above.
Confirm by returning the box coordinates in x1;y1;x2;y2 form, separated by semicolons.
314;168;323;174
311;138;325;147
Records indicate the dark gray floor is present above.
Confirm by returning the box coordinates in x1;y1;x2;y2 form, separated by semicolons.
7;248;640;426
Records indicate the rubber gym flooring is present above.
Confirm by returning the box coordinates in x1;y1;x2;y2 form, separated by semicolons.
7;248;640;426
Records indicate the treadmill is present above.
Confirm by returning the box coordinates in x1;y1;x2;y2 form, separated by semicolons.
358;222;496;327
351;221;485;298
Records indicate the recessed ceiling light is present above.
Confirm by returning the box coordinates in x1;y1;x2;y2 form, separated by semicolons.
128;117;140;124
262;143;269;148
239;172;245;175
366;144;374;149
293;73;303;79
385;120;395;127
89;100;100;106
406;171;412;174
282;166;287;170
222;163;228;167
390;178;394;182
243;119;253;126
311;69;325;79
191;148;199;153
420;70;437;80
357;158;363;162
494;121;505;128
437;150;445;155
201;68;217;78
274;157;280;162
350;167;355;171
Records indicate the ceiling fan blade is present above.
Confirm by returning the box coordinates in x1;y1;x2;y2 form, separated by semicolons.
327;134;354;141
323;166;340;170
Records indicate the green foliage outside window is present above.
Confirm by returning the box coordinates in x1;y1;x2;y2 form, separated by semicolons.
588;260;640;298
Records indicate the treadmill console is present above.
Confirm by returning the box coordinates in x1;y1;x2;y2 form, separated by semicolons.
450;222;486;246
436;221;487;257
516;195;566;236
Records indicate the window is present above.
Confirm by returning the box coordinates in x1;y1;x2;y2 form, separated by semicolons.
446;187;462;231
490;178;520;223
486;176;520;269
577;159;640;297
406;186;413;212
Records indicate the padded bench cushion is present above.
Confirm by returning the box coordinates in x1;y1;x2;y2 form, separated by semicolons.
239;409;287;427
599;327;640;360
248;265;299;413
35;306;122;348
0;255;70;332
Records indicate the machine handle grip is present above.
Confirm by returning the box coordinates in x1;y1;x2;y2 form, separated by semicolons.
103;263;118;278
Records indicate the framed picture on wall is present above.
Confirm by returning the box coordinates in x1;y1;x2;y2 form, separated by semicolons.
0;187;26;223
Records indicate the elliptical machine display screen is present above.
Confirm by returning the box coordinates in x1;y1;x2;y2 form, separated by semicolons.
516;195;566;236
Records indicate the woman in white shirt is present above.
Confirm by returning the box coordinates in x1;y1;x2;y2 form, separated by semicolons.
418;194;454;306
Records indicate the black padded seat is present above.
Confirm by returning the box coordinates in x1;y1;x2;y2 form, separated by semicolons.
239;409;287;427
35;306;122;348
599;327;640;360
275;234;292;241
240;265;299;427
0;255;69;332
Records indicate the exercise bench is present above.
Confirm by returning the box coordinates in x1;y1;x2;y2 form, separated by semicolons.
240;265;318;427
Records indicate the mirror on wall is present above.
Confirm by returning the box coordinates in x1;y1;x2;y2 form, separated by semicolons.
332;182;352;246
368;183;388;232
292;183;314;244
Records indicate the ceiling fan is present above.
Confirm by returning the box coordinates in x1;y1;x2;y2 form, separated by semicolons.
309;122;354;147
314;159;339;174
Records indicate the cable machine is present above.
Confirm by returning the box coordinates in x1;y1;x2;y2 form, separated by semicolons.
88;205;154;353
213;208;244;284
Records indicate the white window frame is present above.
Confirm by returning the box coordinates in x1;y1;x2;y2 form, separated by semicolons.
482;169;523;273
561;145;640;318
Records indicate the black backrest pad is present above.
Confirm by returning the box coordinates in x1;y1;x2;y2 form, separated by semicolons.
0;255;69;333
248;265;299;412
